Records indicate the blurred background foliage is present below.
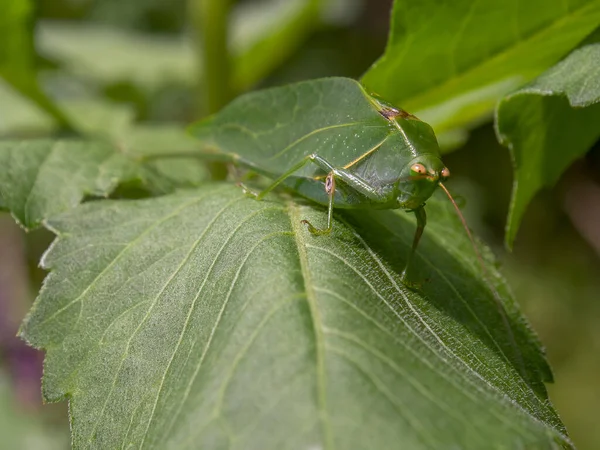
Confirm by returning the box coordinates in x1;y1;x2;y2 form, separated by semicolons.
0;0;599;448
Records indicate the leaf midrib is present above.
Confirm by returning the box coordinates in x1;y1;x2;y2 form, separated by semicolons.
288;202;334;450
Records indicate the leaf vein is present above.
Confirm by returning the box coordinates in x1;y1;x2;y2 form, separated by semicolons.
326;345;438;449
141;206;286;448
159;228;292;444
86;191;241;445
35;189;227;330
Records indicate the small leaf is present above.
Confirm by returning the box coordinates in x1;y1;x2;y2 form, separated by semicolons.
361;0;600;140
496;40;600;247
0;129;210;229
0;140;137;229
21;183;570;448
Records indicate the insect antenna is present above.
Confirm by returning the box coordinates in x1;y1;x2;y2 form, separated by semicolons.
438;182;486;272
438;182;527;380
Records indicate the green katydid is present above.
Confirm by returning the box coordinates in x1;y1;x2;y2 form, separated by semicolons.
187;77;466;282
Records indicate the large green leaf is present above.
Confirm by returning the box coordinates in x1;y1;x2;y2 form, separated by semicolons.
361;0;600;141
0;0;72;128
496;40;600;247
19;182;570;449
6;77;568;447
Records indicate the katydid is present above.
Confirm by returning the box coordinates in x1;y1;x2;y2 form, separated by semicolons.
188;77;459;282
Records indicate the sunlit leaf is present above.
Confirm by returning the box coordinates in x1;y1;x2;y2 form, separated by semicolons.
362;0;600;144
496;40;600;247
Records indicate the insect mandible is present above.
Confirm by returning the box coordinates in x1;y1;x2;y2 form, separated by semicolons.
189;77;458;282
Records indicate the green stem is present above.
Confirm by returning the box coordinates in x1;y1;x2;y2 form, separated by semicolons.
190;0;234;115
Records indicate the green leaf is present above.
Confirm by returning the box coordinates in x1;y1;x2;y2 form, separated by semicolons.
38;1;329;96
85;0;186;30
232;0;323;91
0;79;55;136
0;128;211;229
0;0;72;128
118;125;212;194
0;140;137;229
0;83;135;138
189;77;398;171
496;40;600;247
361;0;600;141
20;183;569;448
7;77;566;446
37;22;197;92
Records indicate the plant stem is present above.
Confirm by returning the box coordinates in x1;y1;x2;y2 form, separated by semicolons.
190;0;234;115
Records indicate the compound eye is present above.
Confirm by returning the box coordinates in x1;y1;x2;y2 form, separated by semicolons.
441;167;450;179
410;163;427;175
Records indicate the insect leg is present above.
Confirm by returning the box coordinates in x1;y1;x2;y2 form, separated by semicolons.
310;155;386;201
241;153;385;235
299;156;388;234
301;173;336;235
401;206;427;282
240;154;316;200
242;153;385;201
